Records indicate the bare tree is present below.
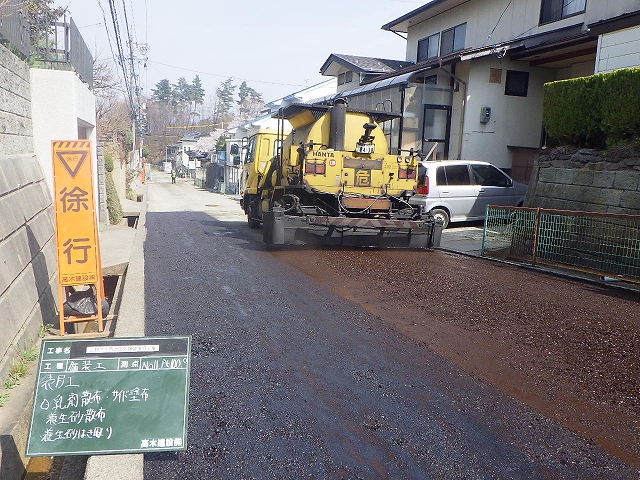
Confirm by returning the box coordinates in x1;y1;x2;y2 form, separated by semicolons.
93;55;122;130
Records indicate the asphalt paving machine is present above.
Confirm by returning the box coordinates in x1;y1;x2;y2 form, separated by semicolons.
240;99;441;248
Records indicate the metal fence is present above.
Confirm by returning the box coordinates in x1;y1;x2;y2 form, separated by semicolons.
35;17;93;88
0;2;30;57
482;206;640;282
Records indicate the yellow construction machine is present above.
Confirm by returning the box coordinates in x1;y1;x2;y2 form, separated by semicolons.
240;100;441;248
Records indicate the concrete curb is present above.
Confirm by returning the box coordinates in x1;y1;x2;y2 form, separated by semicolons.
83;189;147;480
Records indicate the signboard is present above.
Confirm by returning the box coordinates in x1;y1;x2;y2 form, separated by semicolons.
26;336;191;456
51;140;100;286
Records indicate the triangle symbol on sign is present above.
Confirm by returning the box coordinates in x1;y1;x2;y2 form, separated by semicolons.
56;151;88;178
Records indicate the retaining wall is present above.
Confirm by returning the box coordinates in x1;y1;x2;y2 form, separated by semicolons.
0;44;58;382
526;146;640;214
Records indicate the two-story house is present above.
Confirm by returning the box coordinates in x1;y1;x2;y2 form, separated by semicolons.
319;0;640;182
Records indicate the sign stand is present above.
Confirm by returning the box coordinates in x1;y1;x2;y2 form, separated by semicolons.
58;280;105;335
51;140;106;335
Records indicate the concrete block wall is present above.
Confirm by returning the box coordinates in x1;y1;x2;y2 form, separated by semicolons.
97;142;108;224
527;147;640;215
0;44;58;382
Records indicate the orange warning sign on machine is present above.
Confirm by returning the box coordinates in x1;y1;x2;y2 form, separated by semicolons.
52;140;101;285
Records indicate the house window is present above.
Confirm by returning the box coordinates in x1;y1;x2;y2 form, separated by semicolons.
440;23;466;56
505;70;529;97
540;0;586;24
417;33;439;62
338;71;354;85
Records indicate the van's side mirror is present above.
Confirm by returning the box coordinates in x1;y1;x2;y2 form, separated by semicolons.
230;144;239;155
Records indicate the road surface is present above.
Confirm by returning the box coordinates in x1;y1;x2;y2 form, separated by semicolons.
141;173;639;479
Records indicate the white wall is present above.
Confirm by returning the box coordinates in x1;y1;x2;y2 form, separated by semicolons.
585;1;640;25
595;25;640;73
459;56;555;168
405;0;587;63
30;69;97;211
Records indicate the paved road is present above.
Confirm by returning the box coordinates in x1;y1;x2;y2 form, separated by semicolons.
141;173;636;479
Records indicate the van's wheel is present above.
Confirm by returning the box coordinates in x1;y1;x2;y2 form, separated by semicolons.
430;208;450;229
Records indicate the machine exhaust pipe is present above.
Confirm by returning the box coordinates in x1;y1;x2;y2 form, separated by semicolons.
329;98;347;151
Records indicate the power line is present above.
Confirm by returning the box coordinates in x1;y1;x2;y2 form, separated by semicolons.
483;0;513;46
120;0;142;118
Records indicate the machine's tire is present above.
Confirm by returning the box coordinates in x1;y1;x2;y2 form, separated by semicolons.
248;214;260;229
247;202;260;228
430;208;450;229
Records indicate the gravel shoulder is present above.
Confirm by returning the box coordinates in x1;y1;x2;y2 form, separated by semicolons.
271;247;640;470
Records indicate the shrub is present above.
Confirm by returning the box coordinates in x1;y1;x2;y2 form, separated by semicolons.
599;68;640;146
104;153;114;173
543;68;640;149
106;172;123;225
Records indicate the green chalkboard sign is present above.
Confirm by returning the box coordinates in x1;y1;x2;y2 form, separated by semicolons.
26;336;191;456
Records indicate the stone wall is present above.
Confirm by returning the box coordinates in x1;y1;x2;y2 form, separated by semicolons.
526;146;640;214
97;142;108;223
0;45;58;382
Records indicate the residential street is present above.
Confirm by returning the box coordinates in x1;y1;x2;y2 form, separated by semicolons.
140;173;639;479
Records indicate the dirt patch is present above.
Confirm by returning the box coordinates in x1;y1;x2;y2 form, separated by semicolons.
271;247;640;469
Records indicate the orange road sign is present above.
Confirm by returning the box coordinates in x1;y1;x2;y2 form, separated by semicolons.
52;140;105;335
52;140;101;285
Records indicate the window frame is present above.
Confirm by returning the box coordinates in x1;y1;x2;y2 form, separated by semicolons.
442;164;472;186
504;70;530;97
417;32;440;62
471;164;511;187
539;0;586;25
440;23;466;56
338;71;354;86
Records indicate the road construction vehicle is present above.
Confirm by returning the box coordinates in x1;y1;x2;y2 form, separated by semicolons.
238;126;286;227
240;100;441;248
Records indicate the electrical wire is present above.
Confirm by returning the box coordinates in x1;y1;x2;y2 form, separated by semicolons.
483;0;513;46
120;0;142;119
95;0;123;86
107;0;133;116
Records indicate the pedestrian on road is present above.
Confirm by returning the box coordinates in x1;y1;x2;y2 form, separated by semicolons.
171;169;177;184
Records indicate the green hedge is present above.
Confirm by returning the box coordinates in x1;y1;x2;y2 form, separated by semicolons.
104;153;114;172
106;172;123;225
543;68;640;148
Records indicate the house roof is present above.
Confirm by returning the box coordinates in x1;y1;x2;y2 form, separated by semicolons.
305;71;416;109
320;54;414;77
382;0;469;33
274;103;401;127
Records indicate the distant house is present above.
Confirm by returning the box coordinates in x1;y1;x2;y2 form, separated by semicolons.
176;136;198;171
320;54;414;93
318;0;640;182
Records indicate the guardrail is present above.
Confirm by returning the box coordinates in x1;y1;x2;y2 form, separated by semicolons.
35;16;93;88
482;206;640;282
0;3;30;57
1;8;93;88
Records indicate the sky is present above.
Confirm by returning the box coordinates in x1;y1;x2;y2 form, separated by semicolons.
54;0;426;107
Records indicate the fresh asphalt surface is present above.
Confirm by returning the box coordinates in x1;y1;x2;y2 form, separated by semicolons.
140;174;636;479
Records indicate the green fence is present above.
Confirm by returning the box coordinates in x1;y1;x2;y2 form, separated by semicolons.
482;206;640;282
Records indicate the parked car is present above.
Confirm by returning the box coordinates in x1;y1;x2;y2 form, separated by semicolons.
410;160;527;228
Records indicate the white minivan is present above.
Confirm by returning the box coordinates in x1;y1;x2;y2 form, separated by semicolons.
410;160;527;228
